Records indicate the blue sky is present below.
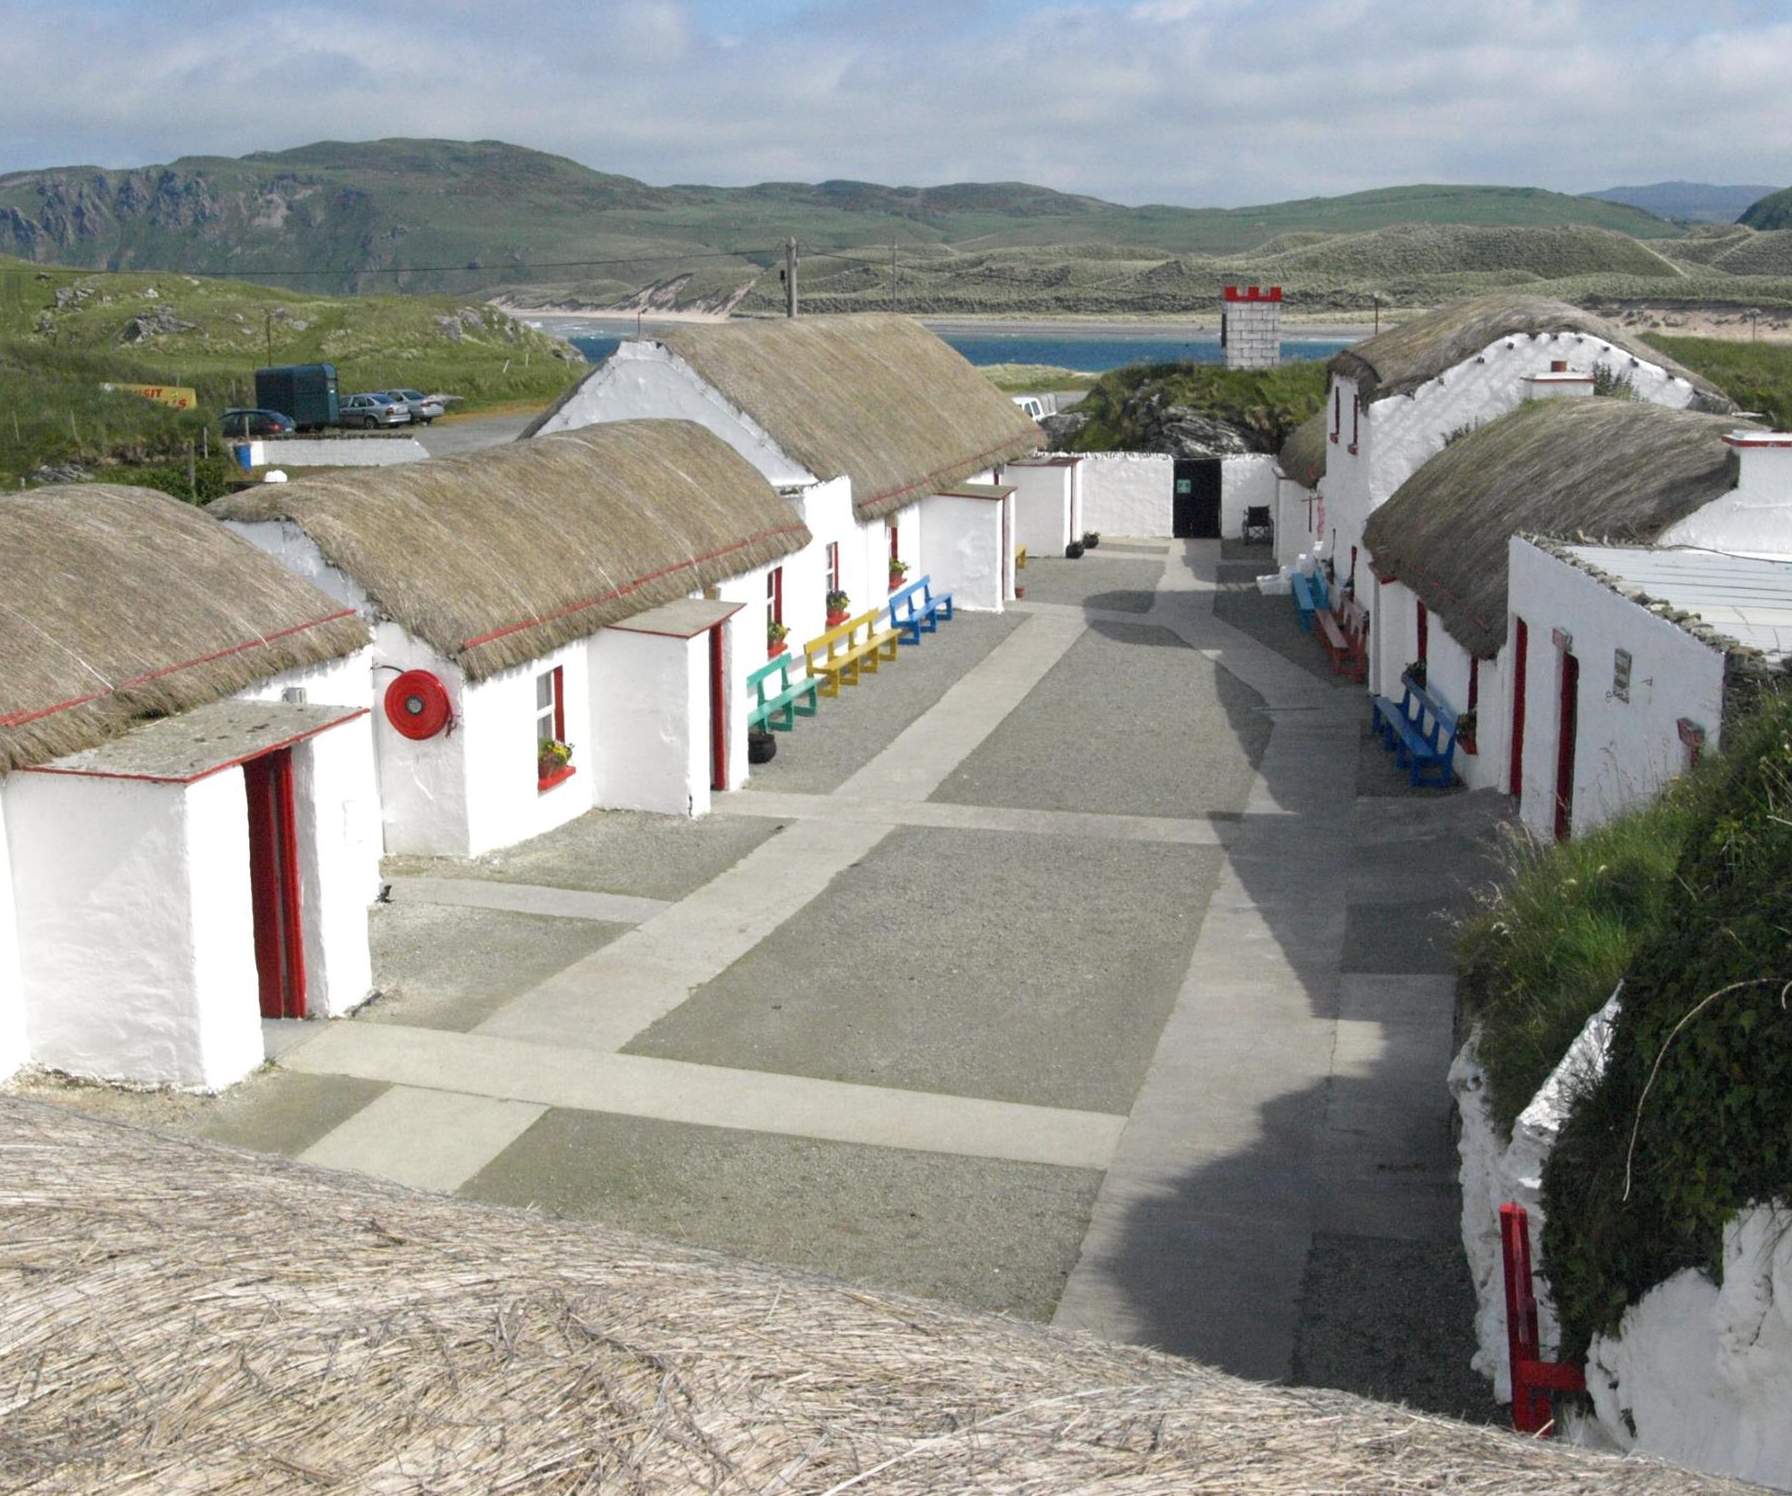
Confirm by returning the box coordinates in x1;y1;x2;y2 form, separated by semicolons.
2;0;1789;204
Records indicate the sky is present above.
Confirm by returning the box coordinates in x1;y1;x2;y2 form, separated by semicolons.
2;0;1789;205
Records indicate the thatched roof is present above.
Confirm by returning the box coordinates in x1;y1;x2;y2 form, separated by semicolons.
212;422;808;682
1364;400;1749;658
0;1098;1754;1495
1278;410;1328;489
529;314;1044;522
1331;294;1732;410
0;485;369;775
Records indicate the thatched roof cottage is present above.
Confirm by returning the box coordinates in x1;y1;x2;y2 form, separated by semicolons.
1317;292;1734;699
527;314;1041;641
1358;399;1756;807
213;422;809;852
0;485;380;1089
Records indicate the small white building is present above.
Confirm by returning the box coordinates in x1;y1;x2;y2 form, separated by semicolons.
1008;456;1085;558
1362;399;1750;795
1273;410;1328;567
213;422;809;856
0;484;381;1090
1076;451;1283;542
1508;540;1791;839
525;315;1043;696
1319;293;1733;694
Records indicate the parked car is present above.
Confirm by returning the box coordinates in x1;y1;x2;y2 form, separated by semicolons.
384;388;445;424
220;407;296;438
340;392;411;429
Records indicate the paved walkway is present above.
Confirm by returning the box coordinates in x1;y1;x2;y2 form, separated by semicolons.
20;540;1505;1415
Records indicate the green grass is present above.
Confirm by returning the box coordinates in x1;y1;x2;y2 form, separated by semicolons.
1643;332;1792;426
978;363;1100;393
0;257;583;485
1064;358;1329;452
1455;780;1711;1134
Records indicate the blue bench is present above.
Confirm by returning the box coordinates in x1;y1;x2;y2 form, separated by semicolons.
887;575;954;644
1369;670;1461;788
1290;571;1319;631
747;652;819;733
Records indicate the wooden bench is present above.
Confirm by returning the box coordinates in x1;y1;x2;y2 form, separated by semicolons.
747;651;819;732
1015;544;1028;571
887;575;954;645
1316;606;1350;671
804;608;899;696
1336;596;1370;683
1369;670;1461;788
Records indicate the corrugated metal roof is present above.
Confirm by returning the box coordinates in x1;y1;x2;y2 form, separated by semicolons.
1565;544;1792;662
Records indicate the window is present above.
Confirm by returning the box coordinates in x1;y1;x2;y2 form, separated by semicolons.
825;541;841;595
535;665;573;791
1349;394;1359;453
1416;600;1429;663
1330;387;1341;442
888;524;900;563
1349;546;1358;589
1468;656;1480;712
767;565;783;632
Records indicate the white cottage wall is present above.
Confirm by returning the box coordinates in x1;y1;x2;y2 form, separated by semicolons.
0;795;25;1080
370;624;472;856
1275;477;1320;569
589;627;707;816
240;648;374;713
1080;453;1174;536
221;519;373;616
1508;541;1726;840
1658;440;1792;559
715;561;776;787
460;639;595;857
1009;463;1074;555
919;493;1005;612
289;721;381;1016
1221;455;1280;539
7;771;261;1089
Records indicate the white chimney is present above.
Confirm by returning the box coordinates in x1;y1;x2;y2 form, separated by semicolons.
1656;431;1792;559
1523;359;1594;400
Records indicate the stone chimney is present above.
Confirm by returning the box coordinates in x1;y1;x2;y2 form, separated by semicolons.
1522;359;1595;400
1222;285;1282;370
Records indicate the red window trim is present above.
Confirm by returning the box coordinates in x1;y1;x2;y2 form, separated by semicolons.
767;565;784;627
1348;394;1359;454
825;541;841;595
537;763;577;794
1416;601;1429;663
889;525;900;563
536;664;571;792
1330;387;1341;443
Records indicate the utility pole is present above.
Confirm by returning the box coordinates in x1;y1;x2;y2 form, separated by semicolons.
785;237;798;319
264;310;274;369
891;242;898;312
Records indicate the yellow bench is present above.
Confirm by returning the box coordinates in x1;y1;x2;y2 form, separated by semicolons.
1016;544;1028;570
804;608;899;696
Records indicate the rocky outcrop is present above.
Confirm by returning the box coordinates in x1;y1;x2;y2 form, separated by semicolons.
118;304;196;343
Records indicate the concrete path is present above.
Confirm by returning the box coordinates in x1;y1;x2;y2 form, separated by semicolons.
96;538;1500;1415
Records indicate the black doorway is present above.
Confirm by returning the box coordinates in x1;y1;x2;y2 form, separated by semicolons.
1172;458;1221;538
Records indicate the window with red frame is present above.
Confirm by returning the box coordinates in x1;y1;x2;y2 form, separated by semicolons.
888;524;900;562
1349;394;1360;452
535;665;572;790
767;565;783;633
1416;600;1429;663
1331;387;1341;442
825;541;841;594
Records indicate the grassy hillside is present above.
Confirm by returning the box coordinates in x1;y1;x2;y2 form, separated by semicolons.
0;256;581;485
1738;185;1792;229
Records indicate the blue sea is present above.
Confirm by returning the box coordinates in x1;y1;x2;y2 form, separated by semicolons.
535;318;1352;374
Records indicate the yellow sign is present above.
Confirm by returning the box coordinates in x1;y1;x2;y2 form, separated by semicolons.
101;382;197;410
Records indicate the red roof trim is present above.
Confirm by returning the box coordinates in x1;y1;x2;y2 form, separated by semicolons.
0;608;362;732
459;522;809;652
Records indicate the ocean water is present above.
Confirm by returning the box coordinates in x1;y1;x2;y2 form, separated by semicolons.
542;319;1351;374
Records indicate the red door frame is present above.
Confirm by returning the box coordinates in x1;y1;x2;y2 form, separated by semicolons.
708;622;728;792
244;748;307;1019
1509;617;1528;796
1554;650;1580;842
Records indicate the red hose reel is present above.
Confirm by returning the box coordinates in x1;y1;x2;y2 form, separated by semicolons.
383;670;452;740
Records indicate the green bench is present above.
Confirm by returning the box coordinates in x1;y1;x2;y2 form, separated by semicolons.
747;651;819;732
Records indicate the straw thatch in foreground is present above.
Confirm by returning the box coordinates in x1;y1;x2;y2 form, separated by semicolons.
1331;293;1733;410
1364;399;1749;658
1277;409;1329;490
0;1097;1758;1495
0;485;369;774
529;314;1044;522
213;422;808;681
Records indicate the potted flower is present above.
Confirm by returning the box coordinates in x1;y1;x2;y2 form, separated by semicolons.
1456;709;1478;755
537;737;573;783
888;557;909;593
1065;539;1085;559
1404;660;1427;689
767;619;789;658
825;589;851;628
1083;530;1101;550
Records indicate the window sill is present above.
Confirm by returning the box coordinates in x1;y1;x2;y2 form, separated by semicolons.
1328;433;1339;444
1347;444;1359;455
537;764;577;794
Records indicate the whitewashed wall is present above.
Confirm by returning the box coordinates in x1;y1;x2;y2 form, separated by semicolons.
919;493;1006;612
1275;476;1320;569
0;795;25;1081
1373;589;1509;792
240;648;374;713
289;721;381;1016
369;623;473;856
1009;462;1074;555
590;626;710;815
1658;440;1792;559
1221;455;1279;539
7;771;263;1089
1508;541;1726;840
222;519;374;616
1081;453;1173;536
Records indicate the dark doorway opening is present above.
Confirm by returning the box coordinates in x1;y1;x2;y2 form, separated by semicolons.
1509;617;1528;797
708;622;728;793
245;748;307;1019
1172;458;1222;538
1554;651;1579;842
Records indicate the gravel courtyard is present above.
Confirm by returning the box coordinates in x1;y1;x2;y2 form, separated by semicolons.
14;538;1504;1421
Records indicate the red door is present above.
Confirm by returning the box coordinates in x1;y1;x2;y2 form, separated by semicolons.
1509;618;1528;797
1553;651;1579;842
244;749;307;1019
708;622;728;792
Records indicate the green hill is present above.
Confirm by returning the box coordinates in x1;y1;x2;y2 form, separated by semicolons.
1739;186;1792;230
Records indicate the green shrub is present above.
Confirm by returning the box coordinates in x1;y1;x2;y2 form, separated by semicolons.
1456;775;1711;1134
1644;333;1792;428
1540;695;1792;1359
1067;358;1328;452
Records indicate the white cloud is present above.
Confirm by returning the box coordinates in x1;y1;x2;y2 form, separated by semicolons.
0;0;1787;204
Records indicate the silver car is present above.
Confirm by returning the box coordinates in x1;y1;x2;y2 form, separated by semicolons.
340;392;410;429
384;388;445;424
